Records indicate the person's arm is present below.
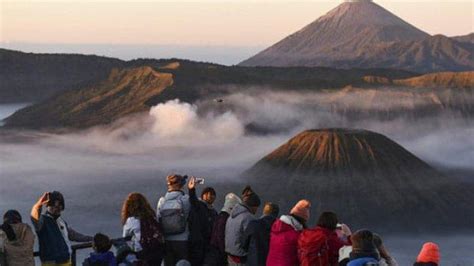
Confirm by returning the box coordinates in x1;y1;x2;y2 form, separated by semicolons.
31;193;49;231
341;223;352;245
156;197;164;220
122;217;140;239
67;227;93;242
187;176;200;207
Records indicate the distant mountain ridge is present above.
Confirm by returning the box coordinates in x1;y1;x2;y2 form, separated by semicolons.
452;33;474;44
0;48;125;103
242;128;474;231
240;0;474;72
4;59;473;129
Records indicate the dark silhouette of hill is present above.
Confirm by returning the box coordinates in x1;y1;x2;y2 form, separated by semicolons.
239;1;474;72
3;60;419;129
0;48;416;104
0;49;125;103
242;129;474;232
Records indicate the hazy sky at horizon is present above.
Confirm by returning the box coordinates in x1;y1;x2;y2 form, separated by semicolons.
1;0;472;46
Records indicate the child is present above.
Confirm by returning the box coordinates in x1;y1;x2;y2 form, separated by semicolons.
83;233;117;266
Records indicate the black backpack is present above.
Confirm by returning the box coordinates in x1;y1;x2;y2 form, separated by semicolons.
139;217;164;252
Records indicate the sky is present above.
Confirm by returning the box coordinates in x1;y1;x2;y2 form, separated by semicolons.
0;0;472;64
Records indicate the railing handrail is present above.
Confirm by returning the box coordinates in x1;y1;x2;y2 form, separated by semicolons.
34;237;127;266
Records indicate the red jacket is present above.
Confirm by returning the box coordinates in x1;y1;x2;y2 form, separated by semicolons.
266;215;304;266
298;226;349;266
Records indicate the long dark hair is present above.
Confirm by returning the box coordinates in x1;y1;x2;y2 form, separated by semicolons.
317;211;338;230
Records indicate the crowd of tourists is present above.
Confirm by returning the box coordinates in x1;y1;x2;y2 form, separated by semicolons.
0;174;441;266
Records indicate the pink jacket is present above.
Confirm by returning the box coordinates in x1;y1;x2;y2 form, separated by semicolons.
266;215;304;266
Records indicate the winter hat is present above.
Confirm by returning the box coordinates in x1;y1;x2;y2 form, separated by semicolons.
351;229;378;253
263;202;280;217
222;193;242;214
3;210;22;224
242;186;261;207
290;200;311;221
416;242;440;264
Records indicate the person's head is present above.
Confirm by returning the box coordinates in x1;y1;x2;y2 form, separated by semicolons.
351;229;378;255
262;202;280;218
290;199;311;222
222;193;242;214
201;187;216;205
46;191;65;216
241;186;261;214
3;210;22;224
121;193;156;225
416;242;440;265
167;174;188;191
93;233;112;253
317;211;338;230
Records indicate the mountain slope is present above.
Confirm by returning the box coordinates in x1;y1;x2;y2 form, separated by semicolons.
394;71;474;88
243;129;474;231
4;67;173;128
239;1;474;72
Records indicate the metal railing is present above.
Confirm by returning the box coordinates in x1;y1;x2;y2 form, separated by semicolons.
34;237;126;266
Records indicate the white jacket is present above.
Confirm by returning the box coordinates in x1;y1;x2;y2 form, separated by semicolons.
123;217;142;252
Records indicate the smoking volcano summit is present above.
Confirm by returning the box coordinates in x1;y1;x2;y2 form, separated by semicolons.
243;128;474;232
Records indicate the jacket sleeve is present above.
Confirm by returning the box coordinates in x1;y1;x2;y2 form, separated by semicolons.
30;205;44;232
122;217;140;239
156;197;164;219
242;219;257;251
67;227;93;242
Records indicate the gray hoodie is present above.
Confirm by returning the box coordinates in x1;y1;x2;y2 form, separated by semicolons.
157;191;191;241
225;203;256;257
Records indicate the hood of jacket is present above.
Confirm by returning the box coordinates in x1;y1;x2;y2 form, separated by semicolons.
164;190;186;200
272;215;303;233
231;203;251;219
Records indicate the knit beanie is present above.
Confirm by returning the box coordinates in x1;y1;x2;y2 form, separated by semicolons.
416;242;440;264
290;200;311;221
242;186;261;207
351;229;377;253
222;193;242;214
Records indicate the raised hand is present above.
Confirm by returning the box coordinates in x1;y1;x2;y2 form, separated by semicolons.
188;176;196;190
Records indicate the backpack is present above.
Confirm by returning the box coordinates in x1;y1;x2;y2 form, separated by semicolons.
159;193;187;235
298;228;330;266
139;217;164;251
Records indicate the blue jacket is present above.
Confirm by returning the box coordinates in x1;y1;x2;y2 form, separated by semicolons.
83;251;117;266
348;257;380;266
